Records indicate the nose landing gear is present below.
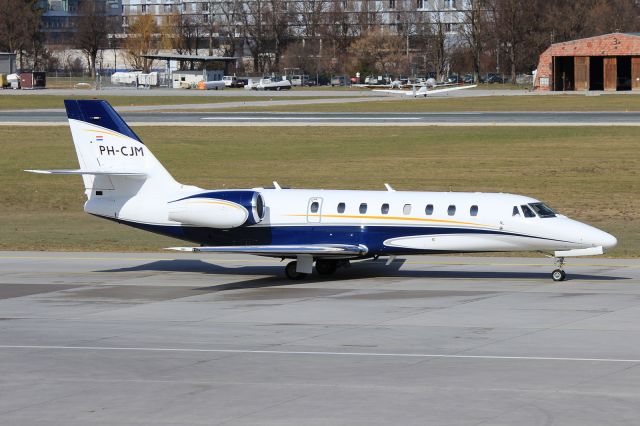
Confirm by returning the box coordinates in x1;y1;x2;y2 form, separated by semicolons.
551;257;566;282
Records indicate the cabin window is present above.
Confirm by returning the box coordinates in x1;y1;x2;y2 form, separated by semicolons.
403;204;412;215
448;205;456;216
310;201;319;213
470;205;478;216
512;206;520;217
425;204;434;215
359;203;368;214
521;204;536;218
337;202;345;213
381;203;390;214
529;202;557;218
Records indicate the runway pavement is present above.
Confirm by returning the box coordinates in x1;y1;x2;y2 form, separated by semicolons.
2;110;640;126
1;251;640;425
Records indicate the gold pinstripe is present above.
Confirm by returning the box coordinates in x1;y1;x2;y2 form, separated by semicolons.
184;200;246;211
286;213;493;228
83;128;130;139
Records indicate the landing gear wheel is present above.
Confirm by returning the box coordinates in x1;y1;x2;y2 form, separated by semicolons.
285;261;308;280
276;86;282;91
551;269;566;282
315;259;338;275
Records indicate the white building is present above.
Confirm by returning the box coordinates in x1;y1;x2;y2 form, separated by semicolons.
120;0;470;37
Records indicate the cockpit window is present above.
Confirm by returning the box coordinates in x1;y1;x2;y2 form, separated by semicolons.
512;206;520;217
521;205;536;218
529;202;556;218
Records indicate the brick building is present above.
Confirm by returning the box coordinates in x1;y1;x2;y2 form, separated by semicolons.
534;33;640;91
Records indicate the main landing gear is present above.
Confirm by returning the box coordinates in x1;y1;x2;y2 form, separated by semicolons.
551;257;567;282
284;259;344;280
285;261;308;280
315;259;339;275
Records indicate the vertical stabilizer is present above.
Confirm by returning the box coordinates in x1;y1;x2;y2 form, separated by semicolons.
63;100;178;198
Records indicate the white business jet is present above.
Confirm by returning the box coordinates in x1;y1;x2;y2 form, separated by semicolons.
27;100;617;281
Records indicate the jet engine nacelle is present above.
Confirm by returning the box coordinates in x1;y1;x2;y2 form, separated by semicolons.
168;190;265;229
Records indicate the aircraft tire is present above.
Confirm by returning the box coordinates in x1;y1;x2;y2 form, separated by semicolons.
285;261;308;280
551;269;566;282
315;259;338;275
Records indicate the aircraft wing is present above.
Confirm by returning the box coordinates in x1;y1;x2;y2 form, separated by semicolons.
372;89;413;95
167;244;368;257
426;84;477;95
373;84;477;97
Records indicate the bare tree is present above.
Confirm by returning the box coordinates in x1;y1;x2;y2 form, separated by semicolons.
240;0;292;73
296;0;328;39
265;0;292;71
163;11;200;68
585;0;640;35
323;0;357;73
214;0;243;59
354;0;381;36
347;29;407;77
241;0;270;73
428;9;448;81
461;0;491;83
76;1;114;79
490;0;537;83
0;0;42;69
124;14;159;73
391;0;430;77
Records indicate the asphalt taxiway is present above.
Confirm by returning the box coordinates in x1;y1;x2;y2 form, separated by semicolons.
1;251;640;425
3;110;640;126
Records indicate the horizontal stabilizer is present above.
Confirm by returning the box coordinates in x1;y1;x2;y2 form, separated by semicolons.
25;169;147;176
166;244;368;257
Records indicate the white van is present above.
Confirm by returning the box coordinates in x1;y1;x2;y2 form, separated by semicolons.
290;75;309;86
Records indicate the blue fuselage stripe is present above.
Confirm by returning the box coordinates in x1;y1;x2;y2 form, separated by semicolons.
101;216;570;255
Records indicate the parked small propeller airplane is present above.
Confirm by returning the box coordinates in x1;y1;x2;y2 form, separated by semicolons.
27;100;617;281
373;83;478;97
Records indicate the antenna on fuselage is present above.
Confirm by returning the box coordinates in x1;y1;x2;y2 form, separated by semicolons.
384;183;395;192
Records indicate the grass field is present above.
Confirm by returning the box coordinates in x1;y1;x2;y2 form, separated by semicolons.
204;94;640;113
1;125;637;256
0;94;340;110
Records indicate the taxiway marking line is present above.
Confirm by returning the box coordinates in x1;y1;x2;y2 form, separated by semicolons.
1;345;639;363
200;117;422;121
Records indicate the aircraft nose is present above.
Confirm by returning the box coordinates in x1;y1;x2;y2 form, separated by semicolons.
599;231;618;250
586;226;617;250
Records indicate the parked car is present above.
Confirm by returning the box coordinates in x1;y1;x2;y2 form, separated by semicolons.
462;74;485;84
486;74;505;84
446;74;464;84
290;74;309;86
253;77;292;90
222;75;244;88
331;75;348;86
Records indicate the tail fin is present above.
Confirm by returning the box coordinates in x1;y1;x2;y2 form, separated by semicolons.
66;100;176;193
28;100;178;199
26;100;184;222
